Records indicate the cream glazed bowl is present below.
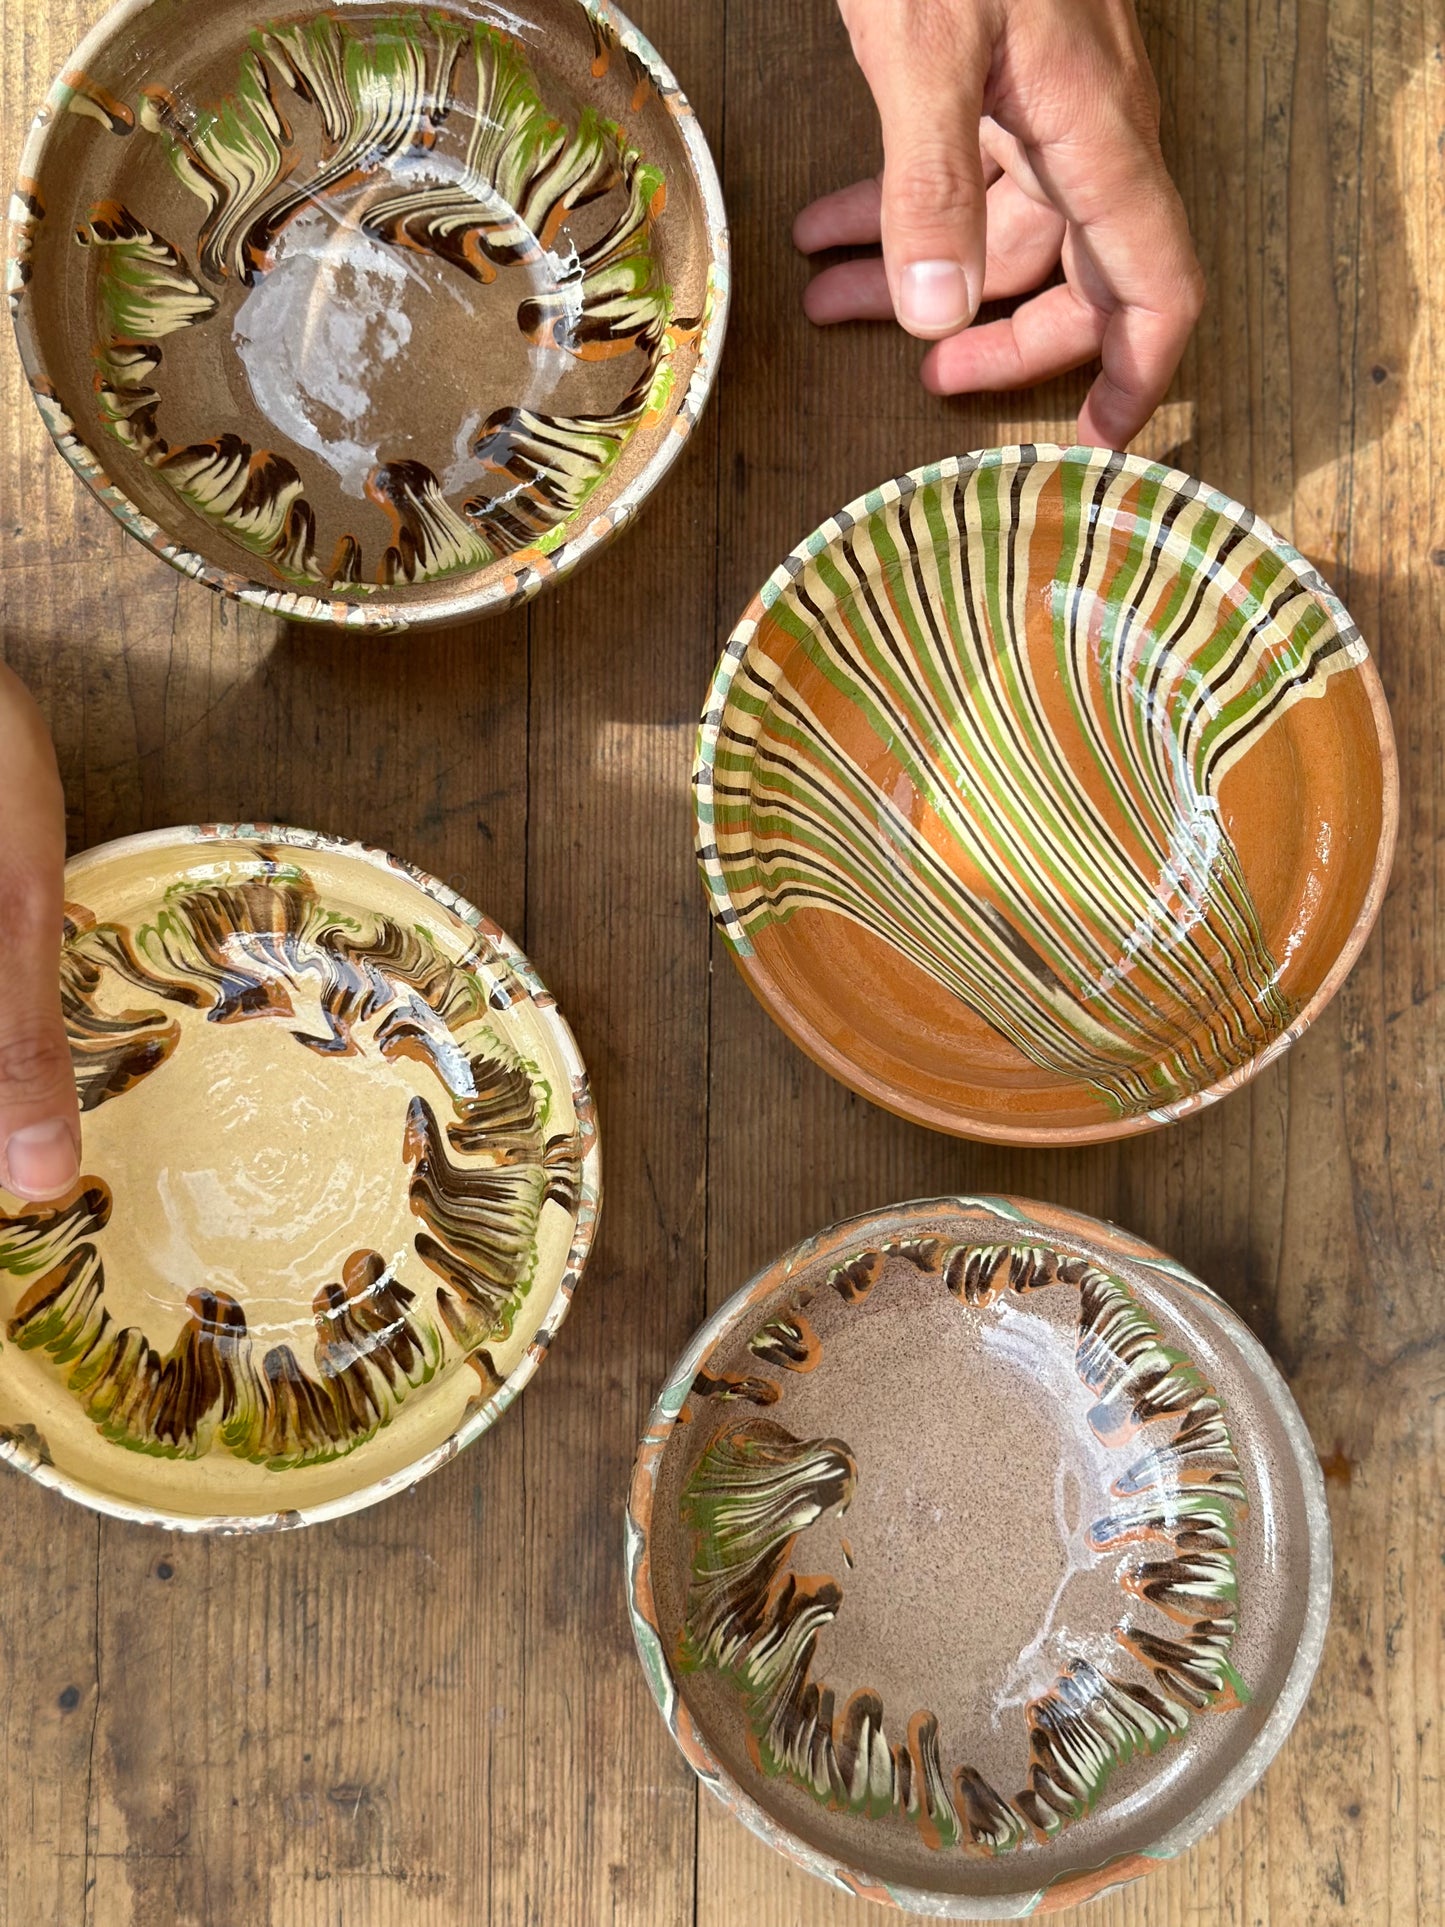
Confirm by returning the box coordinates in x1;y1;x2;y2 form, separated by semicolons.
0;825;600;1531
627;1196;1331;1916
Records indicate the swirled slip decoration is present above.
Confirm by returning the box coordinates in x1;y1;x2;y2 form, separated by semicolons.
0;828;600;1531
627;1197;1332;1917
11;0;729;626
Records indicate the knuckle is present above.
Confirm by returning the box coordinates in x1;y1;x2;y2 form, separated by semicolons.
0;1023;73;1104
1151;241;1207;323
887;148;979;226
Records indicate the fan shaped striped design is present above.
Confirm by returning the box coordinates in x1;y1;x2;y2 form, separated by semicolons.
696;448;1368;1120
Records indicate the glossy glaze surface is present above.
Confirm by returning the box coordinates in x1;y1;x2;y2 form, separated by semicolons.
9;0;729;627
696;448;1397;1143
0;825;600;1528
627;1197;1331;1916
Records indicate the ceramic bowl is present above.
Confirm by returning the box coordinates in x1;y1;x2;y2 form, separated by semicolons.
627;1196;1331;1917
0;825;600;1530
695;447;1397;1144
8;0;728;630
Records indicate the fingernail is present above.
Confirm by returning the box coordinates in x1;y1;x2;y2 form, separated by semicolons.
5;1120;78;1200
899;259;972;334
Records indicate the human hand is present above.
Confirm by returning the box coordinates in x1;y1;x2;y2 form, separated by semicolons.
0;665;79;1201
795;0;1204;448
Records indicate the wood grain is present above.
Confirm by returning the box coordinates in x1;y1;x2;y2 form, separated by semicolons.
1;0;1440;1922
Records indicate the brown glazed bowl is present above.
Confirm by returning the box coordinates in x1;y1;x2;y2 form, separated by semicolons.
0;825;600;1530
694;448;1397;1144
8;0;728;629
626;1196;1331;1917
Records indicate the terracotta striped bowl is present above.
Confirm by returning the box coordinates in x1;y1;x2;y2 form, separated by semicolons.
9;0;729;630
626;1196;1331;1917
695;447;1396;1144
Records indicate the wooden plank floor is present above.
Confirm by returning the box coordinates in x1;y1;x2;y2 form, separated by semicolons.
1;0;1439;1921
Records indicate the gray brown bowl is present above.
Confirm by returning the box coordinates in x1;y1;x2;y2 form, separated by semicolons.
627;1196;1330;1916
9;0;729;629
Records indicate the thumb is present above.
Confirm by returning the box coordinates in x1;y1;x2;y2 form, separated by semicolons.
844;0;993;338
0;667;79;1202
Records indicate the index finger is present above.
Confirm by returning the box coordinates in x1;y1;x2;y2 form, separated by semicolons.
1078;289;1201;447
0;665;79;1200
1031;128;1205;445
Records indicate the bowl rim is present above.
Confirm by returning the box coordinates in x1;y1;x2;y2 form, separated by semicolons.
624;1193;1333;1917
693;444;1400;1146
0;820;602;1533
6;0;730;633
